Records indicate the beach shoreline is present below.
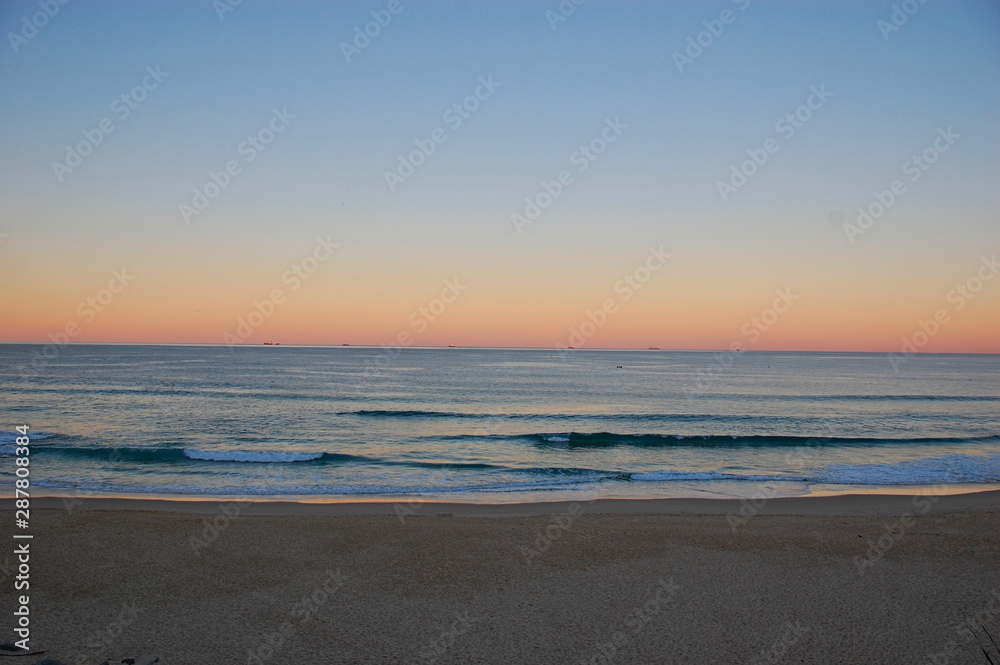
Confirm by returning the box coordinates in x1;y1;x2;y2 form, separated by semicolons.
13;486;1000;515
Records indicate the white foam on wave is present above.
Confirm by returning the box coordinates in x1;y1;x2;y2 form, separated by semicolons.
814;453;1000;485
631;470;790;482
543;436;570;442
183;449;324;463
631;454;1000;485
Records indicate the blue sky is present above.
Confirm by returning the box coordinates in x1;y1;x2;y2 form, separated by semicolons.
1;1;999;350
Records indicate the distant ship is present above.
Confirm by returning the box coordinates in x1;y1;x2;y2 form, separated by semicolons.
648;346;660;350
448;344;456;347
263;341;280;345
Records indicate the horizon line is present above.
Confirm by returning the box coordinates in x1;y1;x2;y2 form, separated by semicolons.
0;341;997;356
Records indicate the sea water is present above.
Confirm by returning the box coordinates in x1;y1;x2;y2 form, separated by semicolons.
2;344;998;501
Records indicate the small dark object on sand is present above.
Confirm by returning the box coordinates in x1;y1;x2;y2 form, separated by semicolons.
0;641;47;656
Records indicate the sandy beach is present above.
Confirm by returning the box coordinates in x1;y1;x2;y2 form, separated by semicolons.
2;491;998;664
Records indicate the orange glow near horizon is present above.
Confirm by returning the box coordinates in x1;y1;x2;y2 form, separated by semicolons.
2;240;998;354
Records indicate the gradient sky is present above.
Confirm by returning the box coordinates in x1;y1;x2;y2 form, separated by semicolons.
1;0;998;352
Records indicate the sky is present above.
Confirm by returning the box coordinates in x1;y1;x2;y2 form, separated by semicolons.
1;0;998;352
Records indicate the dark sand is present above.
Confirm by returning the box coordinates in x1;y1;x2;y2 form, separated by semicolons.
4;492;1000;664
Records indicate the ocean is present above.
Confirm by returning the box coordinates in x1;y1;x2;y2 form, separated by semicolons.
2;344;999;501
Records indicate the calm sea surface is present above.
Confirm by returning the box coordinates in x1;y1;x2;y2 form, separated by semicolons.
2;344;999;501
